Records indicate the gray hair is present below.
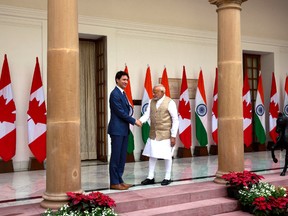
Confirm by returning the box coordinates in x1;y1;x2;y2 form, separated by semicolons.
154;84;166;93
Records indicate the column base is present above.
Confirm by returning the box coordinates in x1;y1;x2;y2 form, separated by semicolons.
0;159;14;173
41;190;82;209
213;170;227;184
126;153;135;163
177;147;192;158
193;146;208;156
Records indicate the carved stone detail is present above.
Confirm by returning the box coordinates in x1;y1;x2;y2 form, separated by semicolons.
209;0;247;7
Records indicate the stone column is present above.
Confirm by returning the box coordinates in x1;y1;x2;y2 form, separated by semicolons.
209;0;247;183
41;0;82;209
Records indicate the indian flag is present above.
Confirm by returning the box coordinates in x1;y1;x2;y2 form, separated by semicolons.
141;66;153;145
254;71;266;144
124;65;135;154
195;69;208;146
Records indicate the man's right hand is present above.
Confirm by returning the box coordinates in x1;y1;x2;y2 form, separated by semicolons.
135;119;142;127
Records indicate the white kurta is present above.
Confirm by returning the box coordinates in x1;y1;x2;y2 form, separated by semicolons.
140;95;179;159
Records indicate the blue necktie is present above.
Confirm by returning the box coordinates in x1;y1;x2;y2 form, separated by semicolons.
123;91;129;105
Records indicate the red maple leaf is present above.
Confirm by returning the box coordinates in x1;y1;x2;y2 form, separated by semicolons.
243;100;252;119
27;98;46;124
212;99;218;118
0;95;16;123
178;99;191;119
270;101;279;118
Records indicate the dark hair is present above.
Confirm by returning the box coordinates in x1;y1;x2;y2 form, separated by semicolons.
115;71;129;83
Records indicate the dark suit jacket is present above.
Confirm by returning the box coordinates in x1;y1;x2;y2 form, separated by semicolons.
108;87;136;136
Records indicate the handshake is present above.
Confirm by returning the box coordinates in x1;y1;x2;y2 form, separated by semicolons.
135;119;143;127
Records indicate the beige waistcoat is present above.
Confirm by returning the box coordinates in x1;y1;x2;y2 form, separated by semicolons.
149;97;172;141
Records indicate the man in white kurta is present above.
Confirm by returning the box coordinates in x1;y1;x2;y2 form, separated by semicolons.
140;84;179;186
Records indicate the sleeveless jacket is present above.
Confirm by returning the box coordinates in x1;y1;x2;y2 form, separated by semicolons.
149;97;172;141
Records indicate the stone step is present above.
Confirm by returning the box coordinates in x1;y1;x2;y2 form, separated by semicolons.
213;210;251;215
120;197;239;216
110;181;226;214
109;172;288;215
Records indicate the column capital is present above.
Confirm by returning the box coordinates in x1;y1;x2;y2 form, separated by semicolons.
209;0;247;7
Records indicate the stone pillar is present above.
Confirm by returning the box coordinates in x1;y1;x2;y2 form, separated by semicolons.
209;0;247;183
41;0;82;209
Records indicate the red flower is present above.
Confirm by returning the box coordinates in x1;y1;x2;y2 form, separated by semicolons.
66;191;116;212
221;170;264;187
252;196;272;211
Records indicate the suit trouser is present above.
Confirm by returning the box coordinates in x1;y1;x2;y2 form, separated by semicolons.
109;135;128;185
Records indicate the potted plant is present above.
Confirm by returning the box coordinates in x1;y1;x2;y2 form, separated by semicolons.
221;170;264;199
238;182;288;215
42;191;117;216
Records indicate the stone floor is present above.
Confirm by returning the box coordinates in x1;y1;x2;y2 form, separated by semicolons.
0;150;286;215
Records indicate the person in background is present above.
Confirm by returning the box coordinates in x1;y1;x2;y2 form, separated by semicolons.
140;84;179;186
108;71;142;190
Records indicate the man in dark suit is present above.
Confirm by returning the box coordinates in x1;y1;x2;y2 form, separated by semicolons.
108;71;142;190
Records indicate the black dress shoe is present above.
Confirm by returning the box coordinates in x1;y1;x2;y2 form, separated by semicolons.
161;179;172;186
141;178;155;185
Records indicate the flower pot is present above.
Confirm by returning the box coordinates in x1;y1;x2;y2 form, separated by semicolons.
240;204;254;214
226;186;240;199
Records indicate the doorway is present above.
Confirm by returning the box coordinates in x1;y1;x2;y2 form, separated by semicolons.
79;37;107;162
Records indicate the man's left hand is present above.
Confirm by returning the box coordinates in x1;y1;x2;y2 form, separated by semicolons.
170;137;176;147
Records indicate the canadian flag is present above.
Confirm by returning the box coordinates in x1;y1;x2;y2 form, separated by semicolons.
27;57;46;163
269;72;279;143
211;68;218;145
0;54;16;161
178;66;192;149
283;75;288;117
243;72;253;147
161;67;171;97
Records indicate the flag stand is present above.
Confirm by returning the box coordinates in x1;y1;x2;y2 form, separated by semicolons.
140;150;149;161
209;145;218;155
252;142;267;152
28;157;44;170
193;146;208;156
126;153;135;163
177;147;192;158
0;159;14;173
244;145;253;152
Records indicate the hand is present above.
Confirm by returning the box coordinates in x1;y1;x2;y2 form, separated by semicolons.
170;137;176;147
135;119;142;127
